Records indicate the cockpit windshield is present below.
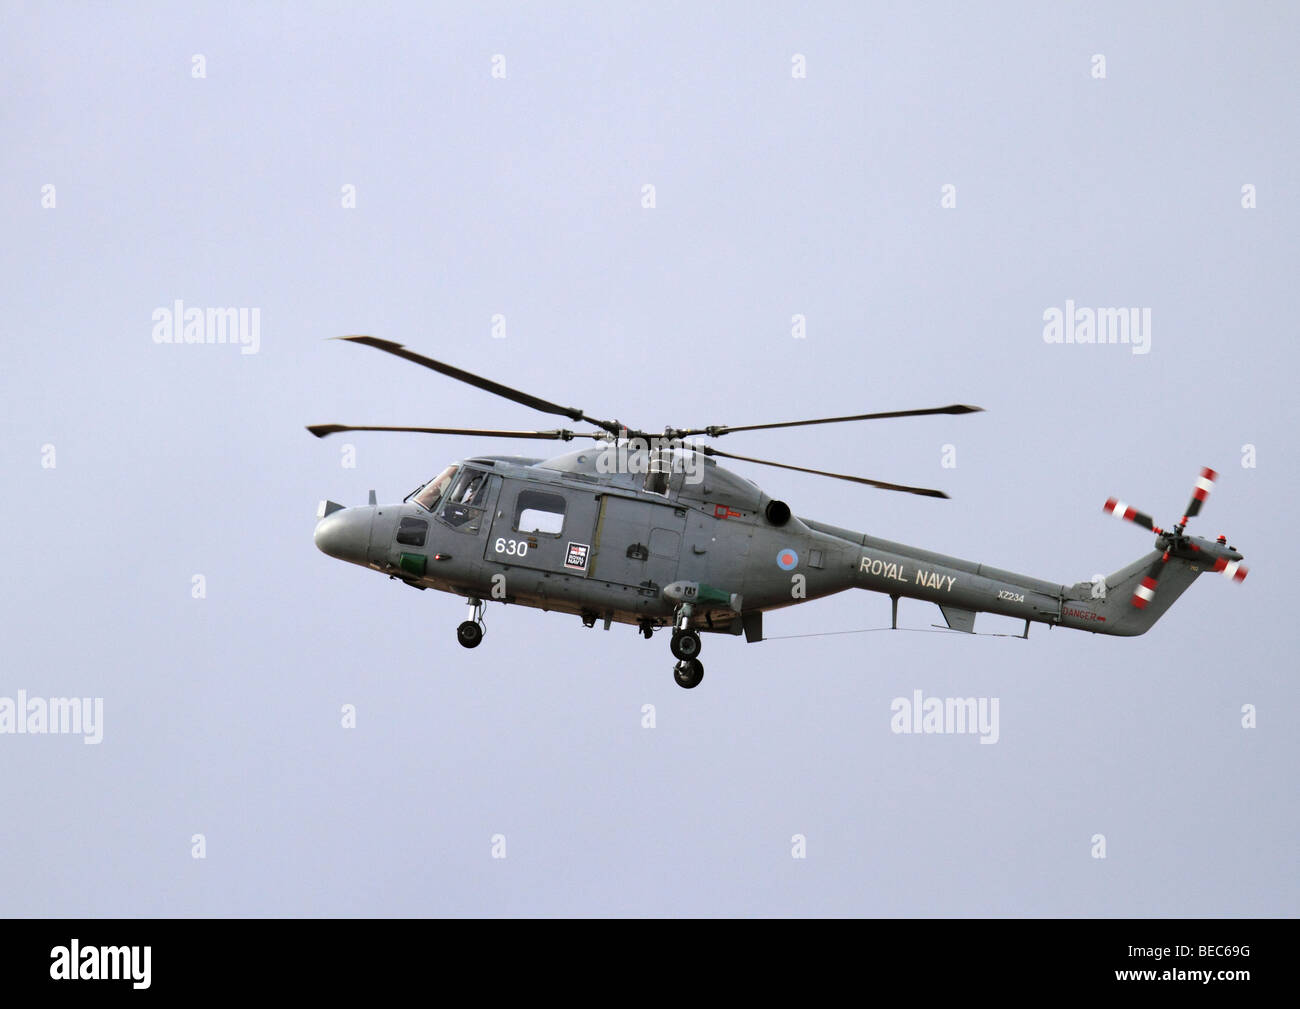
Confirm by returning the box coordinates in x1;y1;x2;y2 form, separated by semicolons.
408;464;459;511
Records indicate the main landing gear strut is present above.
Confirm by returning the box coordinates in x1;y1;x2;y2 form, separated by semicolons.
457;598;485;649
669;603;703;688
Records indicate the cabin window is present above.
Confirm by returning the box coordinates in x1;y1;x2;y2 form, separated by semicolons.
515;490;566;536
396;517;428;547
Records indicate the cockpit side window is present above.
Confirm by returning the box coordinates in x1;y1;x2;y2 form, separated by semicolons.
440;468;494;531
446;468;489;508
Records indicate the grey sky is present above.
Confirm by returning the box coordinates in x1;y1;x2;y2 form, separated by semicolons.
1;1;1296;916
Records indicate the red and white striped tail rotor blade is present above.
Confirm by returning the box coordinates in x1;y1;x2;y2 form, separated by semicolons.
1130;556;1168;609
1183;467;1218;521
1131;575;1159;609
1213;558;1248;583
1104;497;1158;532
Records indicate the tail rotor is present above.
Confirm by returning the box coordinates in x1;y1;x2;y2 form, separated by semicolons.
1103;467;1248;609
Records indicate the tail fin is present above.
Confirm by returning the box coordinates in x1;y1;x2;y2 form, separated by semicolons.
1072;552;1203;636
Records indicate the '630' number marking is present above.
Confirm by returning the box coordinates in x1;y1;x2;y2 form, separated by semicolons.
494;538;529;557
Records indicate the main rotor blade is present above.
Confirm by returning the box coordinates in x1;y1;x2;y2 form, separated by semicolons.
673;404;983;439
334;336;622;434
307;424;604;441
700;446;949;498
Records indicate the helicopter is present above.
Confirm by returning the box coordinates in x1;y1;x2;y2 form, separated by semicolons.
309;336;1248;689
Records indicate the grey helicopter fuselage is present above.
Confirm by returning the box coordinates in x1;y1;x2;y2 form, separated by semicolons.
313;444;1245;643
308;336;1248;689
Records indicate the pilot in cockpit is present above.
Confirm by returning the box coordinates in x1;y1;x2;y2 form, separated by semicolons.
456;471;488;506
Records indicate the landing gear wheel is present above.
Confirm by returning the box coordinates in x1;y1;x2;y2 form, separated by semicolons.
674;659;704;689
670;628;701;661
457;620;483;649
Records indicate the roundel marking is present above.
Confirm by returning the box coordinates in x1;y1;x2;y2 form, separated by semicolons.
776;549;799;571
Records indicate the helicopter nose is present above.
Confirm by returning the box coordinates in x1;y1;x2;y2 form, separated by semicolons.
314;506;374;566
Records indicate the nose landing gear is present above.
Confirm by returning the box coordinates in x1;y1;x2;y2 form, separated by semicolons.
457;598;485;649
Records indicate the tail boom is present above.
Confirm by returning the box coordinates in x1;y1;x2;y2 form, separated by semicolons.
800;520;1236;637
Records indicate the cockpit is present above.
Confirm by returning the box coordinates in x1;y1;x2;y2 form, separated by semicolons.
405;464;494;531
